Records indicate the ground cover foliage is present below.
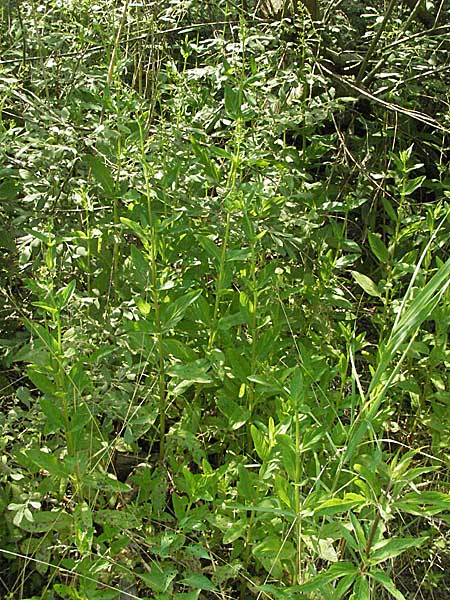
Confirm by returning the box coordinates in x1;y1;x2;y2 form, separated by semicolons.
1;0;450;598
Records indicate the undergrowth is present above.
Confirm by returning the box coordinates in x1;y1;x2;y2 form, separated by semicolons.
1;1;450;599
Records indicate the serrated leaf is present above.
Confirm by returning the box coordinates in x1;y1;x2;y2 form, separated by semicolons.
350;271;381;297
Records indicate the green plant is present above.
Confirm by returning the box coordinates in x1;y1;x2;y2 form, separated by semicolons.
1;1;450;599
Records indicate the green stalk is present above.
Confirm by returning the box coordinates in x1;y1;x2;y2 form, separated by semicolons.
141;128;166;460
80;190;92;296
208;210;231;350
247;233;257;418
112;133;122;302
106;0;130;87
208;116;242;349
355;0;398;84
294;405;303;584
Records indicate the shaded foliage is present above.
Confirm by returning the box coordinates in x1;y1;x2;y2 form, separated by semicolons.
1;1;450;599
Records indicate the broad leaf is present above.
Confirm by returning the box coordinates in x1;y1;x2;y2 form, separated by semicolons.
350;271;381;297
369;537;426;565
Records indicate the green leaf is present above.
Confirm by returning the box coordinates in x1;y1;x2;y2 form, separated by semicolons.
253;536;294;560
350;271;381;297
371;257;450;393
0;178;19;201
40;397;65;429
73;502;93;555
369;570;407;600
139;565;177;593
14;510;72;533
227;502;295;518
368;233;390;263
68;361;90;394
395;491;450;516
67;402;91;434
136;297;151;317
55;280;76;310
27;369;56;395
174;592;200;600
290;367;304;405
345;257;450;466
369;537;426;565
161;290;202;332
314;493;367;517
381;197;398;222
296;562;358;593
179;574;217;591
334;574;358;599
257;584;308;599
224;84;242;118
31;301;58;316
169;359;214;395
26;448;68;478
120;217;147;241
216;396;250;430
190;136;220;184
403;175;426;196
350;574;370;600
130;244;150;288
172;493;189;520
83;154;115;196
24;321;59;355
250;425;270;461
218;311;248;331
196;234;221;263
222;518;248;544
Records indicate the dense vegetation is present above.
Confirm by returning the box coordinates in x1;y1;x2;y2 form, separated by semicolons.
1;1;450;598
